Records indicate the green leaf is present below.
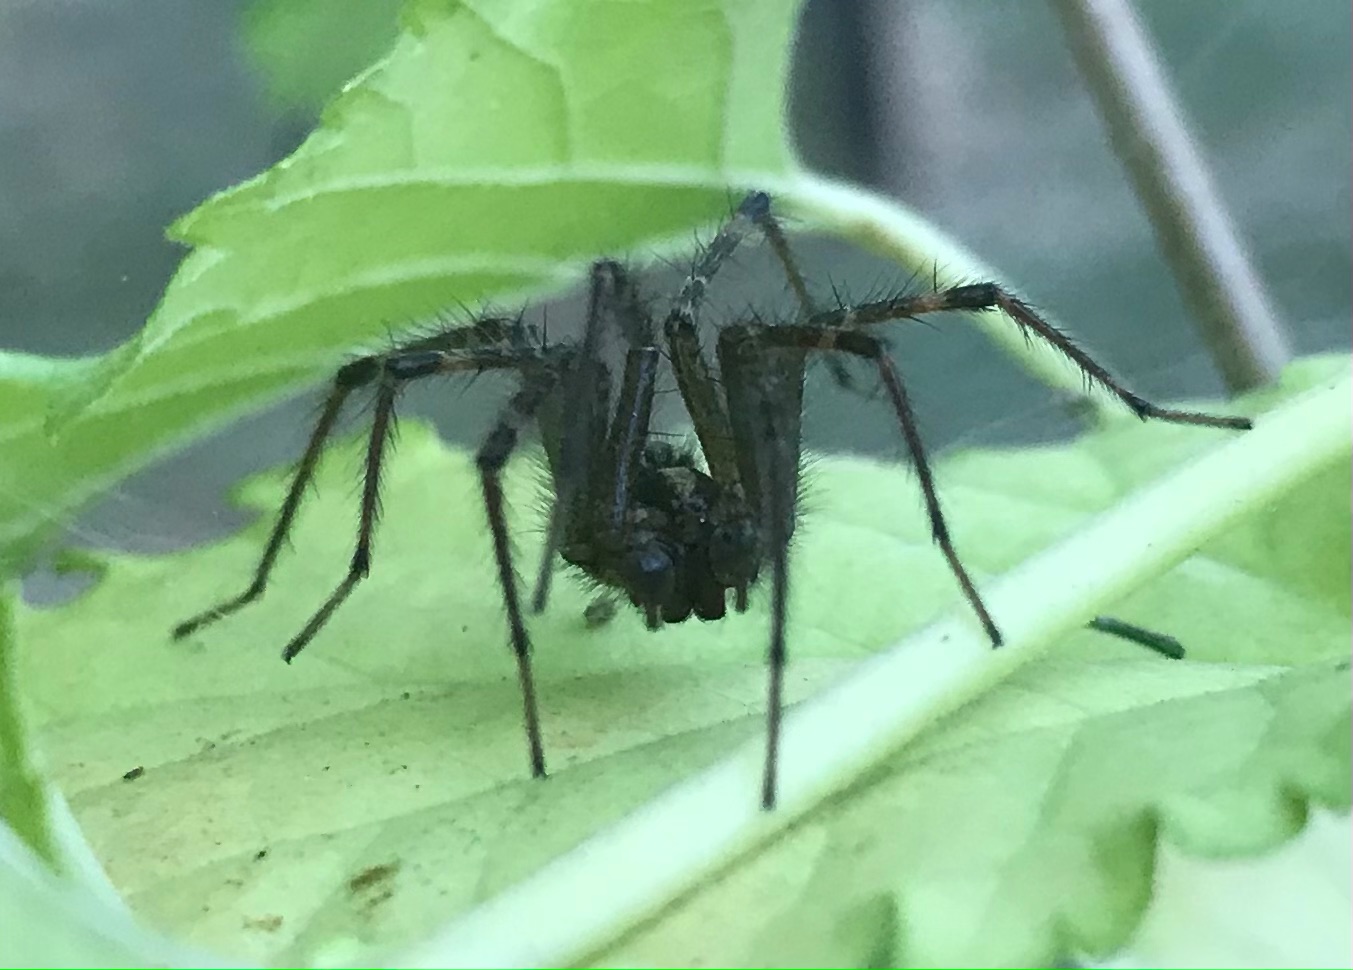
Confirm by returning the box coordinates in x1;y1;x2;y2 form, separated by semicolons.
2;0;1102;578
1129;812;1351;967
0;827;178;969
1;0;803;565
242;0;403;113
0;587;57;866
14;355;1348;965
2;584;222;968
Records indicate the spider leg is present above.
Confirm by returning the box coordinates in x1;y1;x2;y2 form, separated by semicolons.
663;191;776;486
275;335;547;662
663;190;853;493
748;196;814;318
737;191;857;393
1088;615;1185;660
171;356;379;640
604;346;661;529
477;361;570;778
721;323;1003;648
531;261;622;614
807;283;1253;431
173;318;535;642
758;394;797;810
714;329;808;808
281;375;398;662
533;260;659;619
598;261;662;529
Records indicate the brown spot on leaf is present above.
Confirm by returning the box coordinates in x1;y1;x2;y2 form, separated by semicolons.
348;861;400;895
243;914;283;933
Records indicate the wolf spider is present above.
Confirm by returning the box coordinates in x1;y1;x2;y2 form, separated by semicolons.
173;191;1252;809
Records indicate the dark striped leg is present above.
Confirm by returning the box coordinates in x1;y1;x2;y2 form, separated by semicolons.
662;191;776;485
477;367;567;779
281;376;398;662
805;283;1253;431
531;260;627;614
757;393;797;810
1089;616;1185;659
172;356;379;640
721;323;1003;649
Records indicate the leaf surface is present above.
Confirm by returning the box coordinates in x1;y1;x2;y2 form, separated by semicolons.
15;355;1349;965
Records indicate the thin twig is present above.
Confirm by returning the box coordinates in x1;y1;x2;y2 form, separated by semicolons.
1051;0;1292;392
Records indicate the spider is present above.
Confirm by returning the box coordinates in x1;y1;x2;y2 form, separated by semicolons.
173;191;1252;809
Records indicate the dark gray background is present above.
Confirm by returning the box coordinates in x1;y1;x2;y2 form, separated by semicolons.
1;0;1348;558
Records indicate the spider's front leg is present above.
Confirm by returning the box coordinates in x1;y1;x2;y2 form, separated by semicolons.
475;356;576;779
723;322;1002;650
712;329;814;809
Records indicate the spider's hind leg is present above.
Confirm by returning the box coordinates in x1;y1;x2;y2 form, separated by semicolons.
171;355;379;641
808;282;1253;431
280;374;399;662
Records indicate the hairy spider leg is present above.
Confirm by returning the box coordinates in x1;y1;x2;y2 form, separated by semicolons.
713;309;809;810
602;346;662;534
737;188;856;393
269;341;565;664
805;283;1254;431
722;324;1002;656
530;260;626;614
660;188;839;482
531;258;672;621
170;319;527;641
760;418;793;809
169;311;575;778
716;320;997;808
731;193;1249;648
278;375;398;661
662;191;773;487
1088;616;1185;660
475;354;578;778
689;191;1247;805
660;190;811;613
597;264;664;534
170;364;364;641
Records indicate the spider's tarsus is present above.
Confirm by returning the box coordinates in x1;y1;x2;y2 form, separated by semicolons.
1127;394;1254;430
760;776;777;811
171;588;260;641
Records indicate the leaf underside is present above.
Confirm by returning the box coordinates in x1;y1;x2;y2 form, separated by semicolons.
0;0;799;569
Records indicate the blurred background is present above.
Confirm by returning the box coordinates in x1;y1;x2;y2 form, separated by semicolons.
1;3;1348;965
0;0;1348;550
